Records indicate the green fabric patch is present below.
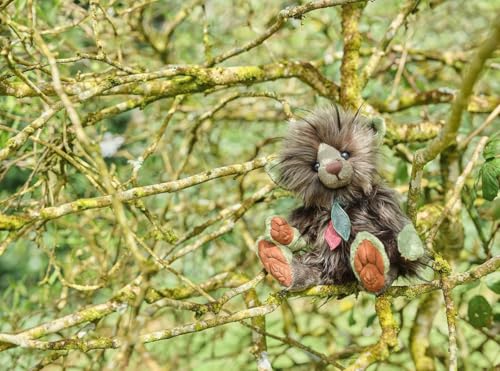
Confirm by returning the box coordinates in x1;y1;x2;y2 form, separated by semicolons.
278;241;294;264
370;116;386;145
331;201;351;241
397;223;425;261
264;158;282;186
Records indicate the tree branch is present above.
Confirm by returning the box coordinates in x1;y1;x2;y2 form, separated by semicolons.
407;17;500;221
207;0;365;66
0;156;271;232
0;256;497;354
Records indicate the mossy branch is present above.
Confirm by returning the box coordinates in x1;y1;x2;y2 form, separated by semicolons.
345;296;398;370
0;62;339;99
207;0;365;66
1;2;498;369
372;89;499;113
407;17;500;221
0;256;496;357
409;292;442;371
339;1;365;110
359;0;420;88
0;156;272;233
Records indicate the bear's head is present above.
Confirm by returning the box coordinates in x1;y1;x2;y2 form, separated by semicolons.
276;105;383;208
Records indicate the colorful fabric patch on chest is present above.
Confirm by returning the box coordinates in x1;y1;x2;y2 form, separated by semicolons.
331;201;351;241
324;201;351;250
324;221;342;250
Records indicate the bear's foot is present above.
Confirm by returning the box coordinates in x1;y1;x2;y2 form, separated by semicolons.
350;232;390;293
269;216;294;245
353;241;385;292
264;216;307;252
257;239;293;287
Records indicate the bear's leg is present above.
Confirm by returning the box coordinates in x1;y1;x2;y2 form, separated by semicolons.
350;231;396;293
289;259;322;291
257;239;321;290
257;216;319;290
257;239;294;287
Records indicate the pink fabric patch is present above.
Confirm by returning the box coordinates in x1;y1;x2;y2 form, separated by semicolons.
324;221;341;250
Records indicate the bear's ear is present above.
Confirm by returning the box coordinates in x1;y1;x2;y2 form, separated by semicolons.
264;156;285;187
368;116;386;146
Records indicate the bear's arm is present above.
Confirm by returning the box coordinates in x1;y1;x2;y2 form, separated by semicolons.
289;206;330;245
365;186;425;261
365;186;409;235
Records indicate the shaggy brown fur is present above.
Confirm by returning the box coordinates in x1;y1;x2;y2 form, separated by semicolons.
273;106;424;290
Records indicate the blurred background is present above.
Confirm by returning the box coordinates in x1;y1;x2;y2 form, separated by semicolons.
0;0;498;370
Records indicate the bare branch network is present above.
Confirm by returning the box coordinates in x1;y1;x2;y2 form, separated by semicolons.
0;0;498;370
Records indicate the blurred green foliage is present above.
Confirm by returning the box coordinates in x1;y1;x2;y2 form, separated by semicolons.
0;0;499;370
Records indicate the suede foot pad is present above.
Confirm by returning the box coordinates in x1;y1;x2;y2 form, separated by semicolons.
258;240;292;287
353;240;386;292
270;217;294;245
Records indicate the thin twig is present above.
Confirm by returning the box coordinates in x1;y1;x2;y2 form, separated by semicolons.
407;18;500;222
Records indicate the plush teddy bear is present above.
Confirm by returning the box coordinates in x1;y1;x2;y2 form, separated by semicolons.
256;106;426;293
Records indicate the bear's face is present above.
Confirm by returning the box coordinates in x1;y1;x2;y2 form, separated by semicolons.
316;142;354;189
277;106;379;208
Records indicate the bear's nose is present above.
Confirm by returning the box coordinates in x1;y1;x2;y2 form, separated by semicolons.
326;160;342;175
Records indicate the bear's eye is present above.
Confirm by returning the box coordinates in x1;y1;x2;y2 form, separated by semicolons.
340;151;350;160
313;162;320;172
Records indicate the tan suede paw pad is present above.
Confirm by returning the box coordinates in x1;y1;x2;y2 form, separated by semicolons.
258;240;292;287
270;216;294;245
353;240;386;292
